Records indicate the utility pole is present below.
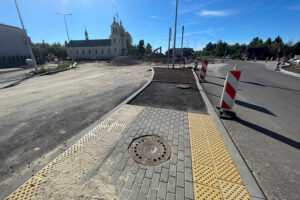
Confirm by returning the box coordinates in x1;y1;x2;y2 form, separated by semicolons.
172;0;178;69
180;26;184;68
14;0;38;73
167;27;172;68
56;12;73;63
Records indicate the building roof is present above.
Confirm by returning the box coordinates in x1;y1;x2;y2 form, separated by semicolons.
0;23;24;30
69;39;111;47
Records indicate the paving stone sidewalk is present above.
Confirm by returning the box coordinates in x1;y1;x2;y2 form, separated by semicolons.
98;106;194;200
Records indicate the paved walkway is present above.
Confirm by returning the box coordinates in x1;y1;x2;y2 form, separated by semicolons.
5;103;253;200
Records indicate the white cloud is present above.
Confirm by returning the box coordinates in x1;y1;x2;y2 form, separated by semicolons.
198;10;229;17
151;15;162;20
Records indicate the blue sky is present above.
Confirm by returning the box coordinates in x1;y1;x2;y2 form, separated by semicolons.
1;0;300;52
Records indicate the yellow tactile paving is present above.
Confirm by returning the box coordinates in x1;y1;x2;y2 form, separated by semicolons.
188;113;251;200
4;105;142;200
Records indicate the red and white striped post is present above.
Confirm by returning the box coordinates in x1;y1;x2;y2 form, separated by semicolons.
219;68;242;111
199;60;208;81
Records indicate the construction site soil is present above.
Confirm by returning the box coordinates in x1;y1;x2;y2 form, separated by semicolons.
129;67;206;113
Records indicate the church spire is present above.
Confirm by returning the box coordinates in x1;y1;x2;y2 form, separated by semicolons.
85;27;89;40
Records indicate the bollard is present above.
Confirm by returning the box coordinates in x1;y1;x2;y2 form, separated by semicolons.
217;67;241;118
199;60;208;81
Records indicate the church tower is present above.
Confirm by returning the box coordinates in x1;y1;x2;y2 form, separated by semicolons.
110;15;121;56
85;28;89;40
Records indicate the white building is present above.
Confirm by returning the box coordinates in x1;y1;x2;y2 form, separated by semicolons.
0;23;31;66
67;17;128;60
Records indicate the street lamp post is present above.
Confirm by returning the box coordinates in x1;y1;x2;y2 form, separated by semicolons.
56;12;73;63
14;0;38;73
172;0;178;69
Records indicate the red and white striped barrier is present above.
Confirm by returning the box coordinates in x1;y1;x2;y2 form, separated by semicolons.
199;60;208;80
220;70;242;110
194;58;199;70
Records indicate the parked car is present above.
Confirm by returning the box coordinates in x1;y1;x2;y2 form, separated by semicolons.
294;59;300;64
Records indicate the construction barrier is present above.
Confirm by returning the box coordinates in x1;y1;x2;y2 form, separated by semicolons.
199;60;208;80
219;69;242;110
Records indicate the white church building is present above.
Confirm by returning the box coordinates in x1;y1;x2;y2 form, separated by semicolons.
67;17;127;60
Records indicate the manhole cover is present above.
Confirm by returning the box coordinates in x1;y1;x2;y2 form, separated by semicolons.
129;135;171;166
176;84;191;89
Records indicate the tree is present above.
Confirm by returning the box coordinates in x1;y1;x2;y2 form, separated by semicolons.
138;40;145;57
145;43;152;56
125;32;134;55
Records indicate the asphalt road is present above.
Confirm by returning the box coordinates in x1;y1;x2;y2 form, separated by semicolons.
0;62;152;193
200;60;300;200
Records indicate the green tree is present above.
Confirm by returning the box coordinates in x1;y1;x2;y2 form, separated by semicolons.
138;40;145;57
125;32;134;55
145;43;152;56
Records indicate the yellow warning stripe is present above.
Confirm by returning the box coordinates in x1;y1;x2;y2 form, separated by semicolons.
188;113;251;200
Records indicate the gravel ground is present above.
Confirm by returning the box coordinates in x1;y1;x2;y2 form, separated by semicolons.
153;67;196;83
283;63;300;74
0;62;152;193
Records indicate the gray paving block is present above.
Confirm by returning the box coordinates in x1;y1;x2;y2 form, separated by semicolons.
135;169;146;184
185;167;193;182
124;174;136;190
109;169;122;185
140;178;151;195
167;176;176;194
137;195;147;200
185;156;192;168
145;167;154;178
154;165;162;173
177;160;185;173
163;160;170;169
148;188;158;200
185;148;191;157
131;163;140;174
178;150;184;161
167;193;176;200
150;173;161;189
169;164;177;177
170;154;178;164
120;164;131;179
116;179;125;195
157;182;168;199
129;183;141;200
176;186;185;200
160;167;169;183
120;189;130;199
177;171;185;188
185;181;194;199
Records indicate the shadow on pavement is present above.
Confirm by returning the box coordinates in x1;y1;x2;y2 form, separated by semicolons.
234;116;300;150
235;100;276;116
1;77;30;89
207;75;300;92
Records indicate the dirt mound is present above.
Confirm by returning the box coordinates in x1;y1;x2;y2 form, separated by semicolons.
110;56;140;66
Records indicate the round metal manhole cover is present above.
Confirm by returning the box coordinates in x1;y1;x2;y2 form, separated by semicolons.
129;135;171;166
176;84;191;89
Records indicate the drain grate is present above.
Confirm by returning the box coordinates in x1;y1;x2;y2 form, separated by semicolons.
129;135;171;166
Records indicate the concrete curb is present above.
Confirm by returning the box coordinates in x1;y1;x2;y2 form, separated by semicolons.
280;67;300;78
0;68;154;200
192;70;266;200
